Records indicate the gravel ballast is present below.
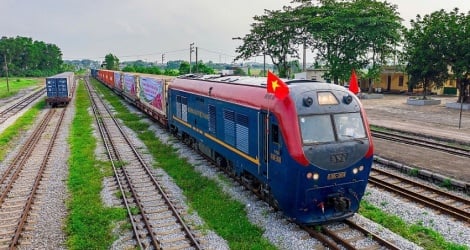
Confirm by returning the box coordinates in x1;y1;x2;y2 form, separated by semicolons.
2;87;468;249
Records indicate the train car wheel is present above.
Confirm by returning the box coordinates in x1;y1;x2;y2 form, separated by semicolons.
215;155;227;168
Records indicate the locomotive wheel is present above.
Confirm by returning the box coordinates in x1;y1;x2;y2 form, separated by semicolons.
215;155;227;168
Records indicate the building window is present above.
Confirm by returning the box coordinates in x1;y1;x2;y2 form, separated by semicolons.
398;76;404;87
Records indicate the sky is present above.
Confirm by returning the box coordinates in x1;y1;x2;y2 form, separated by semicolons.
1;0;468;64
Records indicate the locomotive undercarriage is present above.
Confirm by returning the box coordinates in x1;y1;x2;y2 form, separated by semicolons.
176;131;280;211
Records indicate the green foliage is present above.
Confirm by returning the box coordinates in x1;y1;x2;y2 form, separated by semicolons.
192;61;216;74
402;8;470;102
0;77;42;98
236;1;402;81
440;179;453;189
233;68;246;76
403;10;453;98
439;8;470;103
360;200;468;250
66;81;126;249
0;36;63;77
104;53;120;70
164;68;180;76
179;61;190;74
235;7;300;78
93;79;276;249
121;65;135;72
296;0;403;84
0;98;45;161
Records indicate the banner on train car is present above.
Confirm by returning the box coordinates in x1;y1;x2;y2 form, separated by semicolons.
124;74;136;95
140;77;164;110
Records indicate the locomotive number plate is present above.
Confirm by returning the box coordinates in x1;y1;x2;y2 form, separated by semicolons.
327;172;346;180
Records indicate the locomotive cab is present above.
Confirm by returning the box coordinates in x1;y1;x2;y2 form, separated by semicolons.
284;82;374;223
298;92;370;170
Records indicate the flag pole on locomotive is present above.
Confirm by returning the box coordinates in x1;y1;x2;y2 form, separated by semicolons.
265;70;290;180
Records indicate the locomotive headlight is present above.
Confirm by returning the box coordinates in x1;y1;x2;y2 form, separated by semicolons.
306;172;320;180
359;165;364;171
352;168;359;174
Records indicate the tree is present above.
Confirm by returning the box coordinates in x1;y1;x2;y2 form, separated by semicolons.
442;8;469;103
178;61;190;75
104;53;119;70
403;10;453;99
192;61;215;74
0;36;63;77
234;7;300;77
122;65;136;72
293;0;402;86
352;0;403;93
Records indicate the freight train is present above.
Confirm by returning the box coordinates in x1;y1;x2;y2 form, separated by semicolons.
45;72;74;106
90;68;374;225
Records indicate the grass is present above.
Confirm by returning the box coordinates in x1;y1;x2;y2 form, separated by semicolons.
92;79;276;249
66;80;126;249
0;98;45;161
0;77;43;98
359;200;468;250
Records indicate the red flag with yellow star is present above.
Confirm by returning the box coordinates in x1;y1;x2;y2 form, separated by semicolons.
267;70;289;100
348;69;360;94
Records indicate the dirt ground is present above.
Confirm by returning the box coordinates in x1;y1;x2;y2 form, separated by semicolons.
361;94;470;182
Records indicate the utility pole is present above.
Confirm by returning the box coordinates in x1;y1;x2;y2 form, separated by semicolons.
302;39;307;72
189;43;195;74
195;47;198;73
3;53;9;93
162;54;165;66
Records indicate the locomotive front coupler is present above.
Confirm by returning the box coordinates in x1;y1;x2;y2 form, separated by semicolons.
326;193;351;213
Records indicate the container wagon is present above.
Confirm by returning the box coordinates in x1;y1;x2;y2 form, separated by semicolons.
46;72;74;106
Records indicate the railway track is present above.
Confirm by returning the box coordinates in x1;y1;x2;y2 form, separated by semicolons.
302;218;400;249
0;87;46;125
85;78;201;250
369;167;470;223
0;106;66;249
372;130;470;158
89;78;412;249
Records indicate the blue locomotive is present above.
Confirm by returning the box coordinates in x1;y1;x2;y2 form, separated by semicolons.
92;70;374;224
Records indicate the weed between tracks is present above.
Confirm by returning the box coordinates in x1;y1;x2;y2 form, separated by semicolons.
66;81;126;249
0;99;45;161
0;77;42;99
360;200;467;250
92;79;275;249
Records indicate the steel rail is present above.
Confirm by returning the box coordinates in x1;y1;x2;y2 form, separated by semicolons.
369;168;470;223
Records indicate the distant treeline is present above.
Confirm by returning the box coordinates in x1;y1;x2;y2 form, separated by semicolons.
0;36;66;77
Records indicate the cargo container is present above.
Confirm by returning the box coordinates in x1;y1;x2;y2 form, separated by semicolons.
46;72;74;106
114;71;123;92
135;74;173;126
122;73;138;101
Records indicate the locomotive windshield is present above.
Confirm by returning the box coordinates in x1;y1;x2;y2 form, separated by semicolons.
299;112;366;144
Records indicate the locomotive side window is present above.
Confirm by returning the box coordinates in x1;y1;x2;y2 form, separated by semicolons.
299;115;335;144
334;113;366;140
208;105;216;134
